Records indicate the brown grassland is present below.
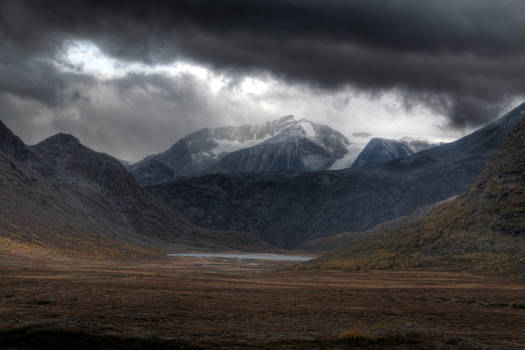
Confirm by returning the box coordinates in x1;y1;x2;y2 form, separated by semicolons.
1;251;525;349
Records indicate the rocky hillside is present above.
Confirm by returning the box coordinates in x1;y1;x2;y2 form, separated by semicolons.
298;197;456;252
148;103;525;249
0;121;267;258
351;136;448;169
304;115;525;276
130;116;354;185
351;138;413;169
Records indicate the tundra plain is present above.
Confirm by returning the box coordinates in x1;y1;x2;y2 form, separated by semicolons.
1;253;524;350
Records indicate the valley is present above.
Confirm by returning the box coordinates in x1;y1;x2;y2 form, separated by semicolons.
1;102;524;349
147;103;525;248
1;254;525;350
2;3;525;349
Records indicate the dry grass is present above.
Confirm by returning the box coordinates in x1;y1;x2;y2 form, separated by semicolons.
337;325;380;345
1;254;525;349
303;200;525;277
0;230;161;260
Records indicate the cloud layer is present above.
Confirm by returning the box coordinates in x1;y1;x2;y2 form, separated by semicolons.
1;0;524;159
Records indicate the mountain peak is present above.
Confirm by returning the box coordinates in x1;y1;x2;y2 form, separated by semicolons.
131;115;351;184
42;133;81;146
277;115;295;122
351;137;413;169
34;133;83;157
0;119;29;161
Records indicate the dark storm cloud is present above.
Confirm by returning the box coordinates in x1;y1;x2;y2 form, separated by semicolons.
0;71;275;162
1;0;525;129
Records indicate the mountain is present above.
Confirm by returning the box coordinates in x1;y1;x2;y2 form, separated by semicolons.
0;120;28;161
0;122;267;258
299;197;457;253
351;136;448;169
306;114;525;276
148;103;525;249
332;135;448;170
130;116;353;185
209;120;350;173
351;138;413;169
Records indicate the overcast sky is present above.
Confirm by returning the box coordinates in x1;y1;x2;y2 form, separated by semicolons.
1;0;524;161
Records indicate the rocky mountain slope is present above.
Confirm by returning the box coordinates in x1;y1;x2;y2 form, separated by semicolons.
351;138;413;169
306;114;525;276
148;103;525;249
130;116;354;185
298;197;457;252
209;120;350;174
0;121;267;258
333;135;447;170
351;136;447;169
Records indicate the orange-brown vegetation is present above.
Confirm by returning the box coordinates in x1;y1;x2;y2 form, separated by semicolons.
303;116;525;277
1;254;525;349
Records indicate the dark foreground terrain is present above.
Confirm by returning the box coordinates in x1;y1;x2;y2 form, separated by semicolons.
1;253;524;349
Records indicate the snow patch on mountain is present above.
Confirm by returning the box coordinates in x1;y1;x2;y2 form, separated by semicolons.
299;120;316;137
130;115;355;184
329;143;363;170
209;138;268;157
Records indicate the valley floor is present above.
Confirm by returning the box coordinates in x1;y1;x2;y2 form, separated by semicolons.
1;253;524;349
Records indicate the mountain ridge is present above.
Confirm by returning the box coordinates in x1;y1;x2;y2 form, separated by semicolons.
351;137;413;169
148;103;525;249
130;116;353;184
0;122;269;258
0;120;29;161
305;113;525;275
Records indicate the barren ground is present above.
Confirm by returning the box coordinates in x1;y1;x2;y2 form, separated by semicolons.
1;252;524;349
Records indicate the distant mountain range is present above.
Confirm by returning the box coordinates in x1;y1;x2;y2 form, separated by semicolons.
2;102;522;256
129;116;447;185
306;113;525;276
0;121;267;258
148;103;525;249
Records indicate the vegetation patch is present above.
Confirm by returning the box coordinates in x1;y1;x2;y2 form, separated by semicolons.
337;325;380;346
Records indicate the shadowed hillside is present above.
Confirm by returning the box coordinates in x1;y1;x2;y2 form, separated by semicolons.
303;115;525;276
299;197;457;253
0;121;268;259
350;137;413;169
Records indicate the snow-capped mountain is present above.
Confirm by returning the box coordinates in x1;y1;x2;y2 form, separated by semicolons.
209;119;350;174
130;116;453;184
149;102;525;249
130;116;353;184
